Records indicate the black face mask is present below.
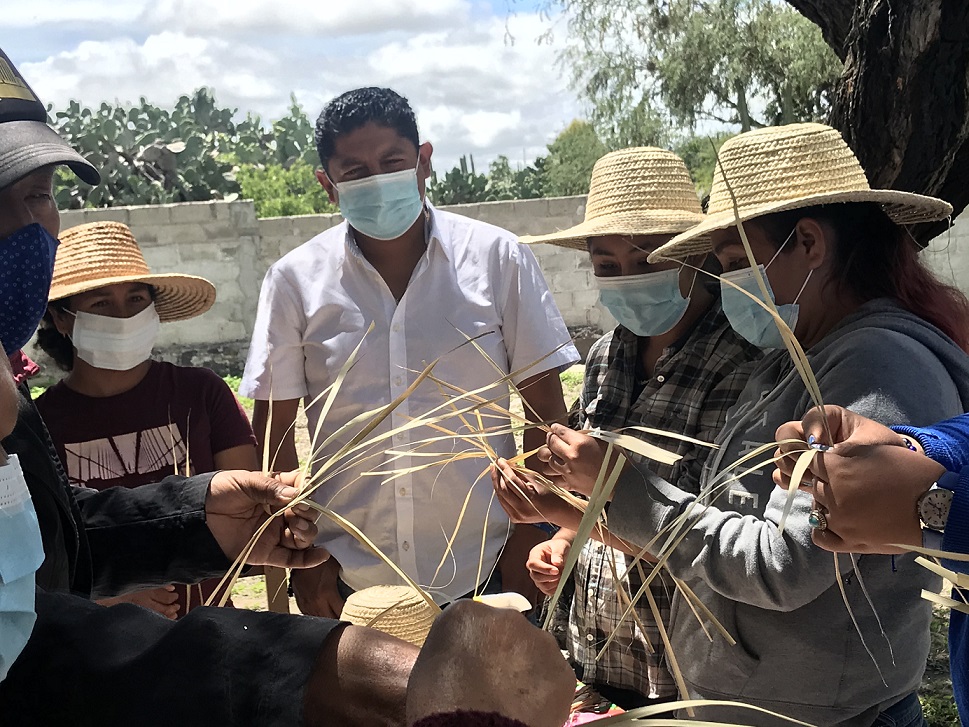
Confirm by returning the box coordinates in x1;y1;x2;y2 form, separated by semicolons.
699;253;723;297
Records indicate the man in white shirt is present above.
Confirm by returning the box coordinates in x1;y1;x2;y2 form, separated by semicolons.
240;87;578;617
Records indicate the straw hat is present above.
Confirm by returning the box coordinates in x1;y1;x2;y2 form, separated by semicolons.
49;221;216;322
340;585;438;647
519;147;704;250
649;122;953;262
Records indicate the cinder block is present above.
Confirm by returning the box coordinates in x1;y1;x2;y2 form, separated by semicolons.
128;204;172;229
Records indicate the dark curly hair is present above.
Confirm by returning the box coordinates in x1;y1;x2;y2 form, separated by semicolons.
35;286;159;371
314;87;419;172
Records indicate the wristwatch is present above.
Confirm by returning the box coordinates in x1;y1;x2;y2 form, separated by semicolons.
918;471;957;532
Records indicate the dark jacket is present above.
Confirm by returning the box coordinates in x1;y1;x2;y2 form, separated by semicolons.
0;385;338;725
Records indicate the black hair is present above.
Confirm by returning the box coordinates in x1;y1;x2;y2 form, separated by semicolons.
755;202;969;353
36;301;75;372
35;285;159;371
314;87;420;171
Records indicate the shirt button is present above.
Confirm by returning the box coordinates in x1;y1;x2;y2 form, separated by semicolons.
392;323;401;333
656;375;666;383
399;487;407;496
402;541;410;551
586;634;595;643
394;376;403;386
396;433;406;442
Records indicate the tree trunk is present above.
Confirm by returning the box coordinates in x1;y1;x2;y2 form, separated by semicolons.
787;0;969;243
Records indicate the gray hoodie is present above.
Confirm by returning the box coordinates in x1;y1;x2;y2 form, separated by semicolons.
608;299;969;726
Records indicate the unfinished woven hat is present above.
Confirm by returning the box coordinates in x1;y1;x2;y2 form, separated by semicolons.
340;585;438;647
649;122;953;262
519;147;704;250
49;221;216;322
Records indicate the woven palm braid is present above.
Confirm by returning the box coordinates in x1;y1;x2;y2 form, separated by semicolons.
521;146;703;250
651;123;953;261
50;220;216;322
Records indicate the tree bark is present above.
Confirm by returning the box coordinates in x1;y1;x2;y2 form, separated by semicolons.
787;0;969;243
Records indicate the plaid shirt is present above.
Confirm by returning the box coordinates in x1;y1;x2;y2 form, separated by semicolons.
568;304;762;698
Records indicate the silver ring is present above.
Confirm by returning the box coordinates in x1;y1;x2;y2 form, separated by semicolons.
808;509;828;532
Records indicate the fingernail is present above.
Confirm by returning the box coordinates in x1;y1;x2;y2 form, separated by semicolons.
295;503;311;513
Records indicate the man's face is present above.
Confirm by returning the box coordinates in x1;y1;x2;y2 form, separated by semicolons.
316;122;432;205
0;167;58;239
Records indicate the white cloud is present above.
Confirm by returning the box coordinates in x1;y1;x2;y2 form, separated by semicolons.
140;0;471;37
7;2;583;170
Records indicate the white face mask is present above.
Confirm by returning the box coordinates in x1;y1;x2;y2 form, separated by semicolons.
70;303;161;371
0;454;43;683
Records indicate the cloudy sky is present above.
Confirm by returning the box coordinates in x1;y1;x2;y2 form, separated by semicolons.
3;0;585;171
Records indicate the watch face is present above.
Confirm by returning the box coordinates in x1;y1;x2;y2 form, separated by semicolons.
919;488;953;531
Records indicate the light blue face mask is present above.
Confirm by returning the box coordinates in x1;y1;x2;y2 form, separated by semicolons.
333;163;424;241
0;454;44;683
596;266;694;337
719;235;812;350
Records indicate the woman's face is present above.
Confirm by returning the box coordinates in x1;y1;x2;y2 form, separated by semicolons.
51;282;153;337
588;234;701;296
710;221;816;305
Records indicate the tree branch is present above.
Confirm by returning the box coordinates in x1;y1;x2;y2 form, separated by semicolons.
783;0;854;60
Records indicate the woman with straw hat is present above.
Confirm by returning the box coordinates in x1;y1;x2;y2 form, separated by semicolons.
506;123;969;726
504;146;761;709
33;220;259;619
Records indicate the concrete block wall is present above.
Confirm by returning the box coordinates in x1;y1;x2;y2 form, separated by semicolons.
31;194;969;382
32;195;612;380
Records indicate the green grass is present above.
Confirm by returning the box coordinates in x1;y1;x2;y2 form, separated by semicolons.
922;605;959;726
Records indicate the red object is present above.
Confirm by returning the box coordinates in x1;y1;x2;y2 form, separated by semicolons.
8;350;39;384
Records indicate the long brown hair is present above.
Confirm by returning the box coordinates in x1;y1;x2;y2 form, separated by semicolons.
758;202;969;353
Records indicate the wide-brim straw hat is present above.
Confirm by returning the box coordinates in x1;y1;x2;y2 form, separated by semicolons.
49;221;216;322
520;147;704;251
340;585;438;647
649;122;953;262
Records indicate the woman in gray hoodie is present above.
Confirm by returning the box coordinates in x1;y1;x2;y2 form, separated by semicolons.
501;123;969;727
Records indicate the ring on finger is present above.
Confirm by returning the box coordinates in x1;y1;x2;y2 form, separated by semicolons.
808;508;828;532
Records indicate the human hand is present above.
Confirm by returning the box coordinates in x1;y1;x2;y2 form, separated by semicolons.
492;458;582;530
496;523;548;608
99;585;180;620
291;556;346;618
204;470;330;568
773;406;945;553
406;600;575;727
527;536;572;596
539;424;623;498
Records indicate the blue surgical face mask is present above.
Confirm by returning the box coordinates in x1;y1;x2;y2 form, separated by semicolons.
719;233;812;349
334;163;424;241
596;267;694;337
0;454;44;683
0;223;59;353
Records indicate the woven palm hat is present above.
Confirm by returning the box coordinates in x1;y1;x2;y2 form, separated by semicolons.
649;122;953;262
340;585;438;647
519;147;704;250
48;221;216;322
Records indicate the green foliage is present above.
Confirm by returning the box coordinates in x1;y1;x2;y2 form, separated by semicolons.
547;0;842;139
674;131;736;200
428;155;489;205
543;120;607;197
51;90;319;209
236;161;336;218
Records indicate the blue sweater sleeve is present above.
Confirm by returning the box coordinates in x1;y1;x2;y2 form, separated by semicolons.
894;414;969;473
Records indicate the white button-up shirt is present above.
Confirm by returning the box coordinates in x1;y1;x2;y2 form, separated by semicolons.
241;206;578;602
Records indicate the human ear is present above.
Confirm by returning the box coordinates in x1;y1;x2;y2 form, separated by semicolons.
316;169;338;206
48;305;74;338
794;218;827;270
